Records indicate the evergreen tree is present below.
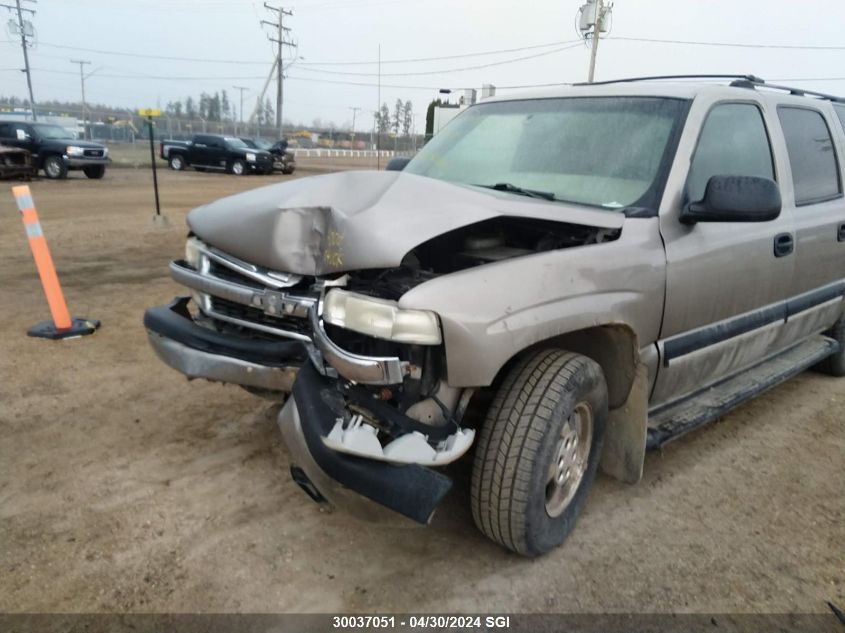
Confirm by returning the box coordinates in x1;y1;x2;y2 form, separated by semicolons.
402;100;413;137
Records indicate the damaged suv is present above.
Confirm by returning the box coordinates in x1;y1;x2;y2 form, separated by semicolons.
145;76;845;556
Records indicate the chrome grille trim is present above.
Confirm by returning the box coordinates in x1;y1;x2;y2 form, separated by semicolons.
171;261;316;319
200;243;303;289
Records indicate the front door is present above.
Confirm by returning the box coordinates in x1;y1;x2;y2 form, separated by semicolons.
652;99;795;408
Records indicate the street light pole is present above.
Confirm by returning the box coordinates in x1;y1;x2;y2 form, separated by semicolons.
70;59;91;139
349;106;361;149
233;85;248;135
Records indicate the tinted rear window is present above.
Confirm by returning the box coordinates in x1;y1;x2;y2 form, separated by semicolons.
777;107;841;205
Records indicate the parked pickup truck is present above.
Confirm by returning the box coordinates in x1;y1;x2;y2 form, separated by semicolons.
240;137;296;174
144;76;845;556
0;120;109;179
160;134;274;175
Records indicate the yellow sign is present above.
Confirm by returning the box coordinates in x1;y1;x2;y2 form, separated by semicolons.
137;108;161;117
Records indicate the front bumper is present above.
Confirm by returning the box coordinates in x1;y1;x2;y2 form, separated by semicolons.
169;258;410;385
144;297;303;391
247;158;274;172
279;363;453;525
64;156;110;168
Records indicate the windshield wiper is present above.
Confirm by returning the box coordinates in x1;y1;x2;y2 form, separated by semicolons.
476;182;557;201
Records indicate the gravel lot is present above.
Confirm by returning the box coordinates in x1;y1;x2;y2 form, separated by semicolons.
0;166;842;614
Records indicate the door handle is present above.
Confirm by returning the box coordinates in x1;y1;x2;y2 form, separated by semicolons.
774;232;794;258
838;222;845;242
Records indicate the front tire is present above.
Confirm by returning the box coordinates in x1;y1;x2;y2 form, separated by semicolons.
83;165;105;179
169;154;185;171
471;349;607;557
43;155;68;179
230;159;246;175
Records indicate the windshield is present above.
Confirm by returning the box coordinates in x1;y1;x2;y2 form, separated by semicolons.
405;97;687;211
239;138;257;148
225;137;248;149
253;139;272;150
34;124;74;140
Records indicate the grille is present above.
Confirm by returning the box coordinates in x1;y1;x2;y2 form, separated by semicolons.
210;297;312;336
209;260;265;289
84;149;104;158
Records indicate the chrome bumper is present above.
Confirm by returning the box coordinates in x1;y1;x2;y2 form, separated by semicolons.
148;331;299;392
64;156;109;167
170;256;409;385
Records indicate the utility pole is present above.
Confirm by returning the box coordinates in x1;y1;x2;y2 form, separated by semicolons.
70;60;91;139
582;0;611;83
233;85;248;134
349;106;361;148
1;0;37;120
262;3;293;140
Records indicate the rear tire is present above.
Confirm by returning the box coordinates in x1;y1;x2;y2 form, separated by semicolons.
169;154;186;171
230;159;247;175
83;165;105;179
471;349;607;557
43;155;68;179
816;318;845;377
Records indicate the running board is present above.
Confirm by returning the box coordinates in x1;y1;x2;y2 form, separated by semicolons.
646;335;839;450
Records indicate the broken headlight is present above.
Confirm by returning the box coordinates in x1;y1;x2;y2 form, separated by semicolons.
184;236;202;269
322;289;442;345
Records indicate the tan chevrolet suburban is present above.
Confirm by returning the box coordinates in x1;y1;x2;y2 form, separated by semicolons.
144;75;845;556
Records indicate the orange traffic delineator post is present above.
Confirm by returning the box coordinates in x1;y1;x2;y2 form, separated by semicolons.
12;185;100;340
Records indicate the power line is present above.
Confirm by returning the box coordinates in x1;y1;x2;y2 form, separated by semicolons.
612;36;845;51
297;40;581;66
29;39;582;67
295;43;583;77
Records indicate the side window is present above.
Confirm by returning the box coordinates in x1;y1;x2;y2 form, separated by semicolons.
0;123;11;137
777;106;841;205
834;104;845;136
687;103;774;203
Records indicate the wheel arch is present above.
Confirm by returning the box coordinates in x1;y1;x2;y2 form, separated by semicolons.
478;323;648;485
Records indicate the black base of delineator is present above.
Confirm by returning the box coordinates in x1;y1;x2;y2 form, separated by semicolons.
27;317;101;340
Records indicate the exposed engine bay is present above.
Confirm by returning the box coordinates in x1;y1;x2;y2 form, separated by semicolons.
320;216;619;465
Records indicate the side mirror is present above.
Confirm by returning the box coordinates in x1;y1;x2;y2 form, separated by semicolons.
681;175;781;224
385;157;411;172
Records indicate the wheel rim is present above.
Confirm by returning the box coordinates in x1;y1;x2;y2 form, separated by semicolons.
233;161;244;174
46;158;60;177
172;157;182;169
544;401;593;518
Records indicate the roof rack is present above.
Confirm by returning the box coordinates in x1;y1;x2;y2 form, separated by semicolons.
573;74;844;103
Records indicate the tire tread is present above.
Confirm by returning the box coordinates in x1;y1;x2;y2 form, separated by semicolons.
471;349;592;555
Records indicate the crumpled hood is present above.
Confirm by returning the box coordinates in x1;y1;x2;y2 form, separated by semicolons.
187;170;624;275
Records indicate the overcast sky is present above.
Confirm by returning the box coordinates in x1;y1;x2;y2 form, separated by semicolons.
2;0;844;132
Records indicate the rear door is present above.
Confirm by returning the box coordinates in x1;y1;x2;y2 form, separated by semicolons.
652;98;795;408
206;137;229;169
771;104;845;348
190;135;213;166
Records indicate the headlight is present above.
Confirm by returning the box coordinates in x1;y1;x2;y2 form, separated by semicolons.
102;147;109;157
185;237;202;269
245;152;256;162
323;289;442;345
66;145;85;156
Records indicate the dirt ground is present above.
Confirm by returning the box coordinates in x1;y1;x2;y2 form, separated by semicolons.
0;166;842;614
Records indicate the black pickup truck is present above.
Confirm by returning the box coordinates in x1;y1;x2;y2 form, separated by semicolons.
0;120;109;179
160;134;273;175
240;137;296;174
